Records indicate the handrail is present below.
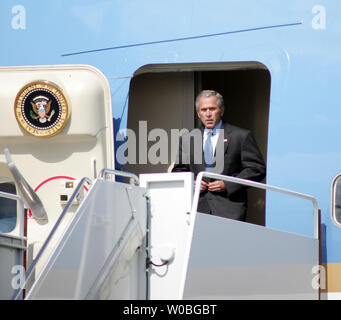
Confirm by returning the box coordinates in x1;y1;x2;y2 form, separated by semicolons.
330;173;341;228
99;168;139;186
0;191;25;238
12;177;92;300
4;148;47;220
191;172;320;239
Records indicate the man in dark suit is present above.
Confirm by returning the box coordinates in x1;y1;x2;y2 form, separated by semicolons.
172;90;266;221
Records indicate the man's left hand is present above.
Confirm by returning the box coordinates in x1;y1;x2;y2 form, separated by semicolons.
207;180;226;192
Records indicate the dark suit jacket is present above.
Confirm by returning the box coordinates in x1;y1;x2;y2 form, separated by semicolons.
172;122;266;221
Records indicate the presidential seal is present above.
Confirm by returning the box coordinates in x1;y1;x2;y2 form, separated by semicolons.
14;81;70;137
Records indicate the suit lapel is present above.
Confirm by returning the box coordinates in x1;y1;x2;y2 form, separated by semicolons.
222;122;232;154
211;122;232;174
214;122;232;156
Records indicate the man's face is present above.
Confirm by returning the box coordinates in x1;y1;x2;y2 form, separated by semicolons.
196;95;224;129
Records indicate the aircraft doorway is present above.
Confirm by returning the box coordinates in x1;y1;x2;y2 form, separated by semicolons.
125;62;270;225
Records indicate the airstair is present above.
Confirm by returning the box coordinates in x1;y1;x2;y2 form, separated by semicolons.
1;170;320;300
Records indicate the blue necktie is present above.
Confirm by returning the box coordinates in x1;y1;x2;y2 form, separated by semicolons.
204;129;214;169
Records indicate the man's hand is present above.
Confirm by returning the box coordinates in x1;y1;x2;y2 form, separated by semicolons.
194;180;208;193
207;180;226;192
194;180;226;193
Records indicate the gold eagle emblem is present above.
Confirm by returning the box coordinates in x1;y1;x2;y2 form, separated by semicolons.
30;96;55;123
14;81;70;138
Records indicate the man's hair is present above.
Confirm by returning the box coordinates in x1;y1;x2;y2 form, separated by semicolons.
195;90;224;111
